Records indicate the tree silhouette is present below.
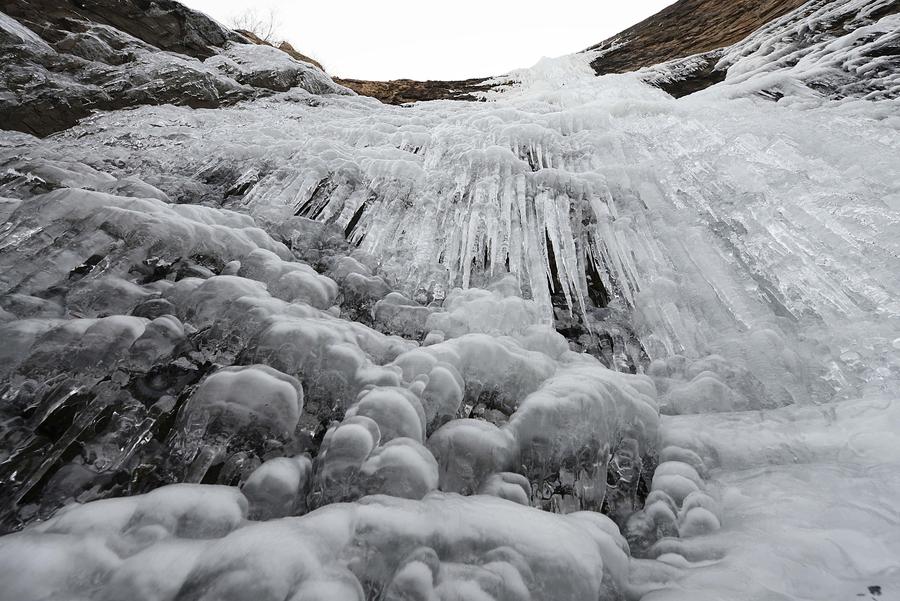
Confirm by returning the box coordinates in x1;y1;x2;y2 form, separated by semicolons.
230;8;280;44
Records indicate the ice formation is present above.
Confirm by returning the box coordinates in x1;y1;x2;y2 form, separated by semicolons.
0;0;899;599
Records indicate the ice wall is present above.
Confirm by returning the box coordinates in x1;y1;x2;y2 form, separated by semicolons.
13;29;896;406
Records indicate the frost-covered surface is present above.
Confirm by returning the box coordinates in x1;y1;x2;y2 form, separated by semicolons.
643;0;900;102
205;42;343;94
646;395;900;600
715;0;900;101
0;0;899;599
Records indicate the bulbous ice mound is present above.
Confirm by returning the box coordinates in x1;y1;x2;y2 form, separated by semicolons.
0;490;634;601
241;455;313;520
183;365;304;438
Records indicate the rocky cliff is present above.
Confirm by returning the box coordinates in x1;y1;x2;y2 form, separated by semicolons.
0;0;348;136
332;0;842;102
6;0;885;128
587;0;812;74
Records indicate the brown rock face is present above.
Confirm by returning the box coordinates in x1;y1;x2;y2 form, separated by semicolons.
586;0;810;75
334;77;493;105
277;41;325;72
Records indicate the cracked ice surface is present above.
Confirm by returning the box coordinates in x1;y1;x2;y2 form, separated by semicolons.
1;0;900;599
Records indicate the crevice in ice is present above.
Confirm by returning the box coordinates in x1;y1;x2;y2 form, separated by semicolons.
344;202;368;239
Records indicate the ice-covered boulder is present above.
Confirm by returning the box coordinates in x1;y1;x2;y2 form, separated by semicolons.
0;1;352;137
206;42;347;95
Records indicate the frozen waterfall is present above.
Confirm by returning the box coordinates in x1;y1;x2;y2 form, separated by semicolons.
0;0;899;599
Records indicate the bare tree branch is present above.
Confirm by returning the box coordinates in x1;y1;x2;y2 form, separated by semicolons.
230;8;281;45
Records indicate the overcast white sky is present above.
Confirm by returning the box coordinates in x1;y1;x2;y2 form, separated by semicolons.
180;1;674;80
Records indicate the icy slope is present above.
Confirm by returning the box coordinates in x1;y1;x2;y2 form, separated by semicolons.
0;0;899;600
644;395;900;600
643;0;900;100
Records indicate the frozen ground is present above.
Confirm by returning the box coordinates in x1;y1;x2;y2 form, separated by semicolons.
0;0;898;599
